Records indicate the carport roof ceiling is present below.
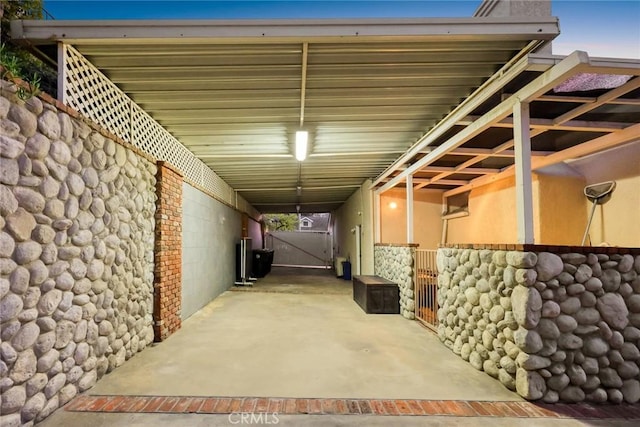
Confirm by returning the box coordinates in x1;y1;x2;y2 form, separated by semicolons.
374;52;640;198
15;17;560;213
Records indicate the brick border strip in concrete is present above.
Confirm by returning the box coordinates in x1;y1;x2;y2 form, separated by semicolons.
64;395;640;419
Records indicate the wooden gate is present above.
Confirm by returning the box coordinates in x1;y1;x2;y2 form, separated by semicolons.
415;249;438;330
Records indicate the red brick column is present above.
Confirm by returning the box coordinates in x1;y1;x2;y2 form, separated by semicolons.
153;161;183;341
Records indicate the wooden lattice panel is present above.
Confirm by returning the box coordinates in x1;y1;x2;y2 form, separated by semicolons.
64;46;131;141
131;105;202;184
62;45;251;211
202;167;233;204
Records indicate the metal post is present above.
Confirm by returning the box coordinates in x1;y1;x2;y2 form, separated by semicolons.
355;224;362;275
57;43;67;104
406;175;414;243
513;100;534;244
373;190;381;243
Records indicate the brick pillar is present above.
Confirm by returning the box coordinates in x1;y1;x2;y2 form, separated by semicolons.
153;161;183;341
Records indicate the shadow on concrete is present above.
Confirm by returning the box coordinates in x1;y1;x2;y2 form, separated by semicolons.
231;266;352;295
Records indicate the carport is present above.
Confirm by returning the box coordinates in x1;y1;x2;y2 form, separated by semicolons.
13;16;558;214
4;1;640;425
11;13;560;283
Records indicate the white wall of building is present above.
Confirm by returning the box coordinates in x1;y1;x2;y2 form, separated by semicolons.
333;180;374;275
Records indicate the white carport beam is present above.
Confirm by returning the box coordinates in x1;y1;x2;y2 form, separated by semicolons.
197;154;294;159
374;191;381;244
383;177;469;186
371;44;552;188
530;122;640;171
310;151;406;157
419;166;499;175
443;71;640;198
56;42;67;103
457;116;630;133
513;101;534;244
406;175;414;244
444;122;640;199
375;51;590;194
552;76;640;125
299;42;308;127
421;96;634;189
511;94;640;106
11;17;560;43
436;129;546;195
413;134;545;191
414;140;509;190
258;200;346;206
236;184;361;191
446;148;553;157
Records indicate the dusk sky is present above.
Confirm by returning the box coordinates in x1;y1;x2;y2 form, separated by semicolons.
42;1;640;59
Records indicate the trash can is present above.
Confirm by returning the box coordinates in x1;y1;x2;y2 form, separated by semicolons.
342;260;352;281
335;256;347;277
265;250;274;274
252;249;274;278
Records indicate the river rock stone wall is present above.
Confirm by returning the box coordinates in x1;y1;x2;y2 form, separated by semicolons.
374;245;415;319
0;87;156;425
437;246;640;404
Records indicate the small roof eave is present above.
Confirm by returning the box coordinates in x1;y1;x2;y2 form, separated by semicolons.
527;52;640;75
11;16;559;45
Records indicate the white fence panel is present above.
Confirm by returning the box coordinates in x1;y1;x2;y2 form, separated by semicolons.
266;231;331;268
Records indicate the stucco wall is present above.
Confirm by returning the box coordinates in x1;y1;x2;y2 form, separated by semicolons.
475;0;552;17
536;172;587;245
181;182;241;320
446;172;590;246
247;217;262;250
380;188;442;249
447;177;518;244
0;87;156;424
333;180;374;275
444;142;640;247
569;141;640;248
588;175;640;247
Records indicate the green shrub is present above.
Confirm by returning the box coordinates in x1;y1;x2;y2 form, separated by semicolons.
1;0;56;98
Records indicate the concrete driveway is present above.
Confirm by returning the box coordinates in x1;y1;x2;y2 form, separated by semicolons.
39;268;640;426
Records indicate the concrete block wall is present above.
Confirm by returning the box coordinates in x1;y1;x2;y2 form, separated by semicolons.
437;244;640;404
181;182;241;320
0;84;156;424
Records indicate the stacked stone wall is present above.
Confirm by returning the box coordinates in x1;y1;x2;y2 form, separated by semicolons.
0;84;156;424
374;244;415;319
437;245;640;404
